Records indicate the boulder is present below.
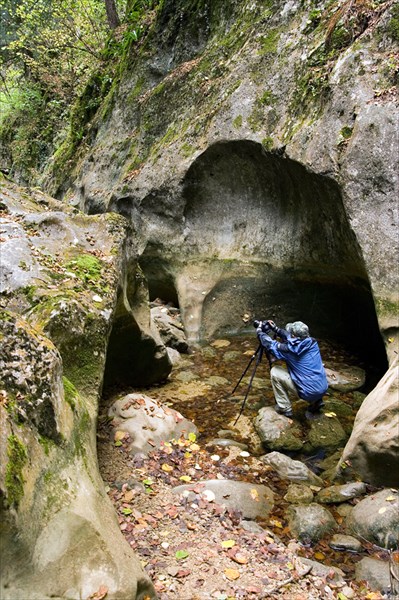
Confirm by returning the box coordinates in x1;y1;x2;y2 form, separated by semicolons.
338;359;399;487
109;393;198;454
329;534;363;553
151;305;189;353
254;407;304;452
284;483;314;504
286;503;337;543
325;366;366;392
305;413;348;452
316;482;367;504
261;451;324;486
346;489;399;549
355;557;392;594
172;479;274;520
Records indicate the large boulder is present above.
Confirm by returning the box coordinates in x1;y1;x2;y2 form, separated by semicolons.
109;393;198;454
337;359;399;487
254;406;304;452
0;181;160;599
346;489;399;549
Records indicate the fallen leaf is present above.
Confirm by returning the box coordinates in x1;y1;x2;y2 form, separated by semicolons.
314;551;325;560
88;585;108;599
161;464;173;472
224;568;240;580
188;432;197;442
221;539;236;549
175;549;189;560
385;495;396;501
324;412;336;417
231;552;248;565
179;475;192;482
114;430;126;442
378;507;387;514
250;488;259;501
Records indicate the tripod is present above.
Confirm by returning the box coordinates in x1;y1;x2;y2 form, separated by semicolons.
230;343;273;426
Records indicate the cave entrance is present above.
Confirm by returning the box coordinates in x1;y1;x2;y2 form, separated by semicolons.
178;140;387;383
139;246;179;308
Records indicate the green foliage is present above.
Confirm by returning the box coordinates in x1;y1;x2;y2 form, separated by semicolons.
5;434;28;507
388;4;399;42
64;254;103;286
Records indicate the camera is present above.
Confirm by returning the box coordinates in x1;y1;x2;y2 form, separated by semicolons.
253;319;271;332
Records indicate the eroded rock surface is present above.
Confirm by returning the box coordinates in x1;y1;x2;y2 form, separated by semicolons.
0;180;159;599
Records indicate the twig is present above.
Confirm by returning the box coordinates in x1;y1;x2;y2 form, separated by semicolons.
260;565;312;598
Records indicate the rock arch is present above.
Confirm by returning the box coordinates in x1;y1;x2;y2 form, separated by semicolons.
149;139;386;376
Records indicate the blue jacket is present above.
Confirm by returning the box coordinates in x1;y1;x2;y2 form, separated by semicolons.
258;329;328;401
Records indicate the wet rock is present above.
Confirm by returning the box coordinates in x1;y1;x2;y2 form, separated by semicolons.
338;361;399;487
355;557;392;594
306;413;347;452
172;479;274;520
200;346;217;359
352;391;366;408
151;305;188;353
335;504;354;519
325;366;366;392
261;451;324;486
329;534;363;553
166;347;182;365
298;557;345;583
323;397;354;417
346;488;399;549
109;393;198;455
284;483;314;504
206;438;248;450
316;482;367;504
204;376;229;387
286;503;337;543
174;370;199;383
222;351;243;362
254;407;304;452
226;415;264;456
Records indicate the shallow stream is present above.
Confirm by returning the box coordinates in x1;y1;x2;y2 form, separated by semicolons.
98;332;387;584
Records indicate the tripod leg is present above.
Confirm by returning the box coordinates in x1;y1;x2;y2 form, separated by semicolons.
234;347;263;425
229;344;261;396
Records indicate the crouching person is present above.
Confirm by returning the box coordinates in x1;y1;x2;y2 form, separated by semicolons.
256;320;328;419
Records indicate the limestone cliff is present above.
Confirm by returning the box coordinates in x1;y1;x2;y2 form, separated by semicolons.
41;0;398;364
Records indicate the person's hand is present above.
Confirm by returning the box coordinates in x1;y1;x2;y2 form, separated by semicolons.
267;320;277;331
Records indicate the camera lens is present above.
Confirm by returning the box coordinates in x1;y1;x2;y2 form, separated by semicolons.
253;320;261;328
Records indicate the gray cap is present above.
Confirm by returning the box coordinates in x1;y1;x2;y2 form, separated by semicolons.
286;321;309;339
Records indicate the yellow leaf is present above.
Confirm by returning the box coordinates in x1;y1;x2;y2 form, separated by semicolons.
378;507;387;514
385;495;396;501
221;539;236;549
179;475;191;482
114;430;126;442
188;432;197;442
161;464;173;472
250;488;259;501
324;412;336;418
270;518;283;528
224;568;240;580
388;337;394;343
314;552;325;560
189;443;200;451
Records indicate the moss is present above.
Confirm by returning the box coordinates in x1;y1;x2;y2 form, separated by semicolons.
340;125;353;140
258;29;280;55
259;90;276;105
233;115;242;129
64;254;102;285
375;297;399;318
62;376;78;410
180;142;195;157
388;4;399;42
38;435;56;456
22;285;39;306
262;137;274;151
5;435;28;507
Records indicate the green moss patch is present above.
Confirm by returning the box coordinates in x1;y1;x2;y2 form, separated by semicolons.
5;435;28;507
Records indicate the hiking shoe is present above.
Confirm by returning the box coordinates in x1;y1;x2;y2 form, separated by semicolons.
275;406;294;418
308;399;325;413
305;409;322;420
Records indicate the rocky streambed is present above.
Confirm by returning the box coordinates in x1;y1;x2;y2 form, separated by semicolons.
98;325;399;599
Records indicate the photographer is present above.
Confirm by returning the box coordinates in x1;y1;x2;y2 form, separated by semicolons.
255;320;328;419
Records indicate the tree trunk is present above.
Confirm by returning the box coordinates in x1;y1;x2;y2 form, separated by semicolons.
104;0;120;29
